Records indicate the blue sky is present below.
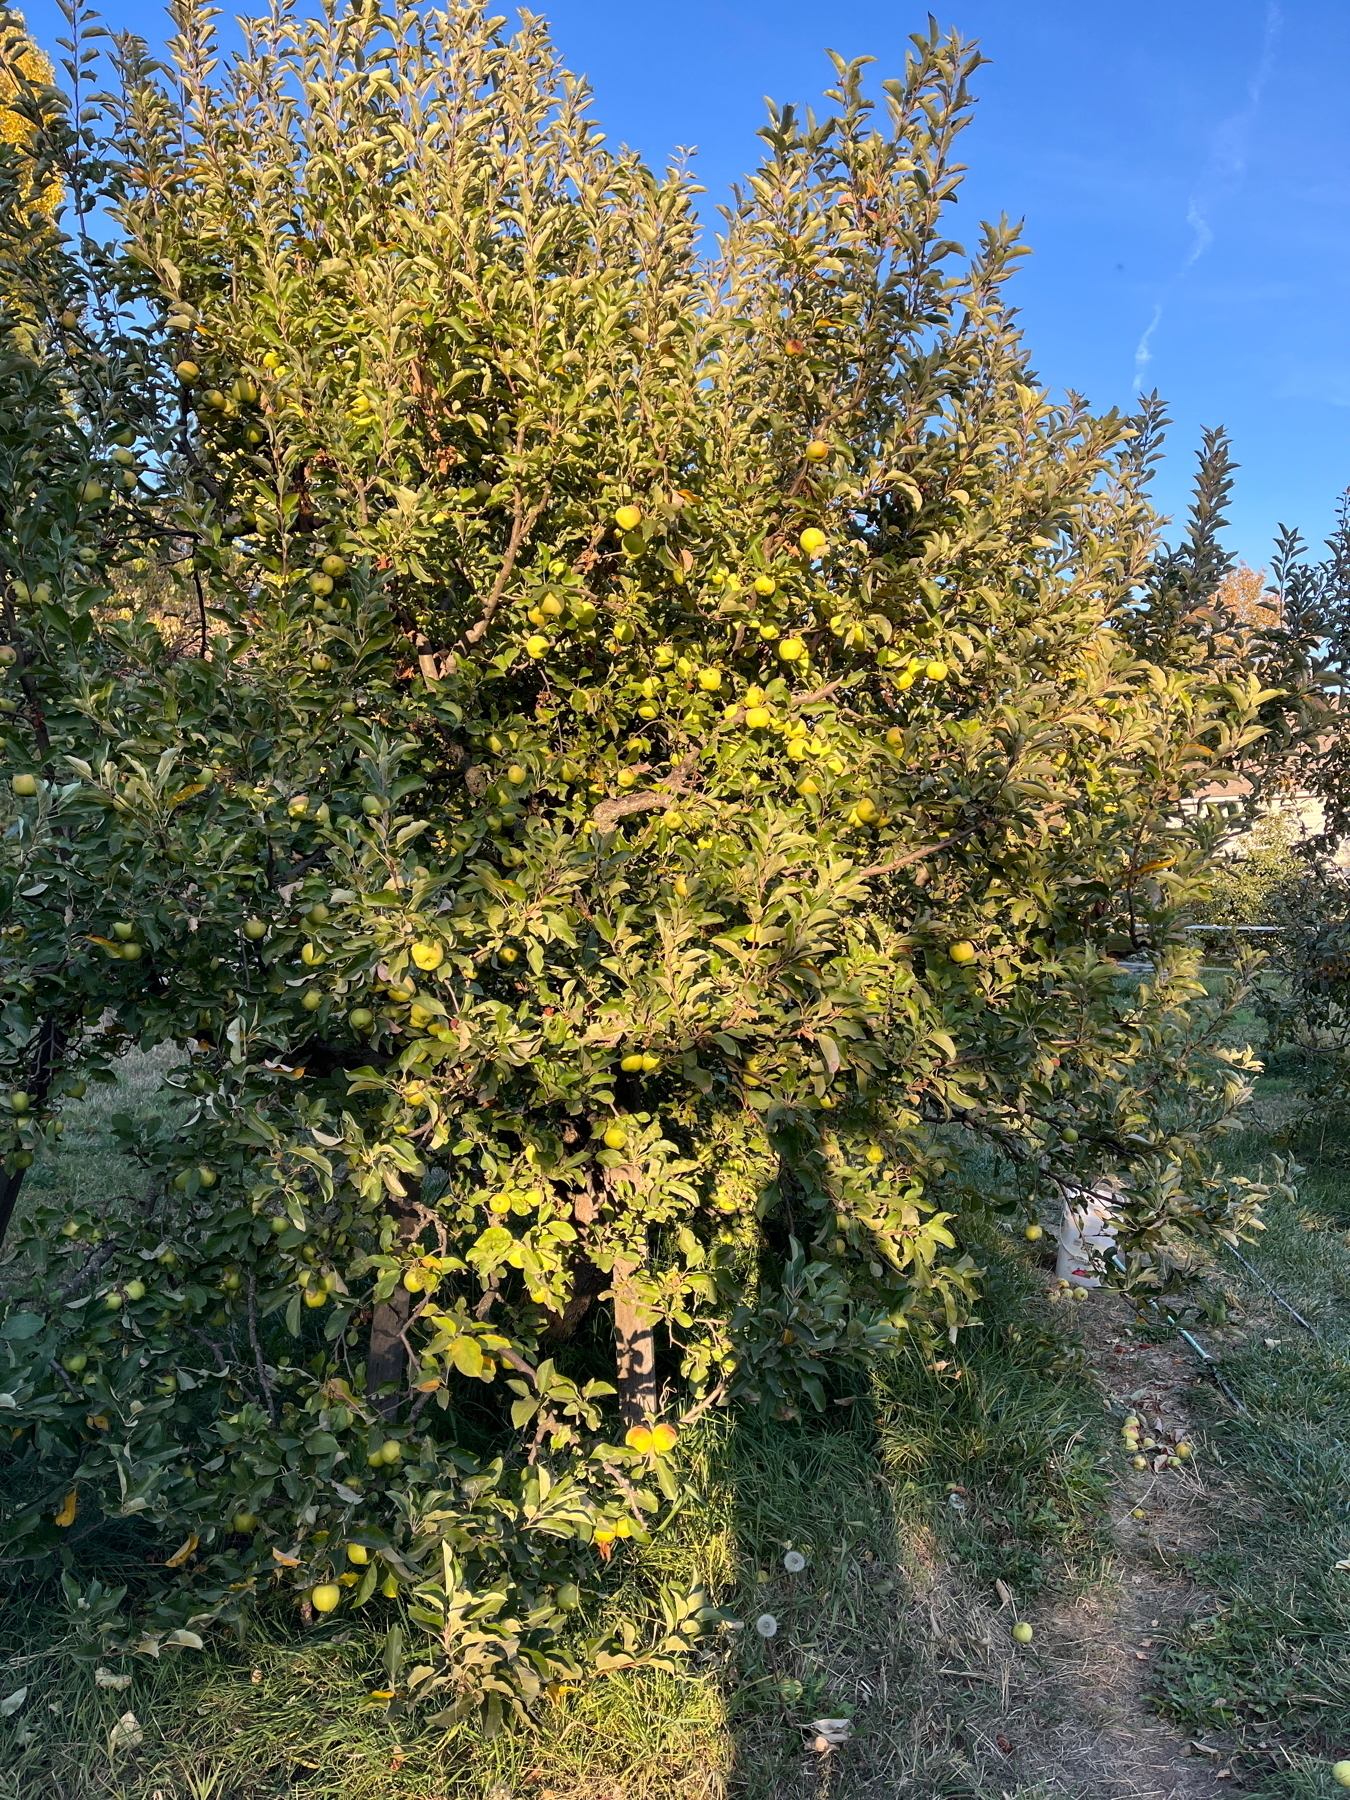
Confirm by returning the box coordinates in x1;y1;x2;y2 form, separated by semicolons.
25;0;1350;570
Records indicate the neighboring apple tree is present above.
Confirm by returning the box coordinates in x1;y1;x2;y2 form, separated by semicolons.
0;0;1308;1718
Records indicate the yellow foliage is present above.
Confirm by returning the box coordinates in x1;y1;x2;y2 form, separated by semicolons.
0;12;60;218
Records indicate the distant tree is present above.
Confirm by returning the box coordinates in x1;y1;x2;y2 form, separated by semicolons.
1214;563;1279;633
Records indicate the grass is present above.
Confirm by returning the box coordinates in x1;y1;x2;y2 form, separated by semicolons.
1145;1089;1350;1799
26;1011;1350;1795
0;1054;1115;1799
0;1310;1110;1798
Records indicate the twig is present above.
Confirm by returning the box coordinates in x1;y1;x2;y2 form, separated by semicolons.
792;678;846;708
47;1355;85;1400
192;566;209;658
676;1378;729;1430
856;824;983;881
186;1327;229;1375
56;1239;114;1302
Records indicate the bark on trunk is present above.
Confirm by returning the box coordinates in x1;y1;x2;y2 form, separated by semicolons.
543;1174;605;1342
0;1014;67;1255
612;1256;658;1429
543;1255;609;1341
366;1282;414;1420
366;1192;421;1419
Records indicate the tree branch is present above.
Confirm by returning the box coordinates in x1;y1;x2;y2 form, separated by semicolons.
433;484;552;667
856;824;983;881
590;750;699;830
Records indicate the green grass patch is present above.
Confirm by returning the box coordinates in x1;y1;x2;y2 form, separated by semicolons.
1148;1104;1350;1795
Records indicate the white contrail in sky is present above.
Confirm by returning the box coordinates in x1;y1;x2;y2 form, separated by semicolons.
1133;0;1282;389
1134;304;1163;386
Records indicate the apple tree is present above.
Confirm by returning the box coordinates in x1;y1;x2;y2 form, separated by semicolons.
0;0;1305;1719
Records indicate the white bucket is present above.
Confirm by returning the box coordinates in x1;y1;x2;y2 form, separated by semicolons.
1055;1182;1119;1289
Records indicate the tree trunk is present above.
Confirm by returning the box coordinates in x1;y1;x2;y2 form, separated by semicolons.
0;1014;67;1255
611;1256;658;1429
543;1254;609;1341
366;1281;414;1420
365;1189;420;1419
543;1172;605;1342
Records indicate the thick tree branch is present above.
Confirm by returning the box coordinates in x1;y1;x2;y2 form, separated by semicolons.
426;484;551;670
590;750;699;830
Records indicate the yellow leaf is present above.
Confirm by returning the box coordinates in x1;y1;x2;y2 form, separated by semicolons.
85;1414;110;1431
167;782;209;808
54;1489;78;1528
164;1533;199;1568
271;1547;301;1567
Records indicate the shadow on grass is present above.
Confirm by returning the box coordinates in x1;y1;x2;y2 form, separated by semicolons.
715;1229;1110;1800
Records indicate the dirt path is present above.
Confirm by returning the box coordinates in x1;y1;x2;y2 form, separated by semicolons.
731;1280;1259;1798
991;1287;1239;1800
